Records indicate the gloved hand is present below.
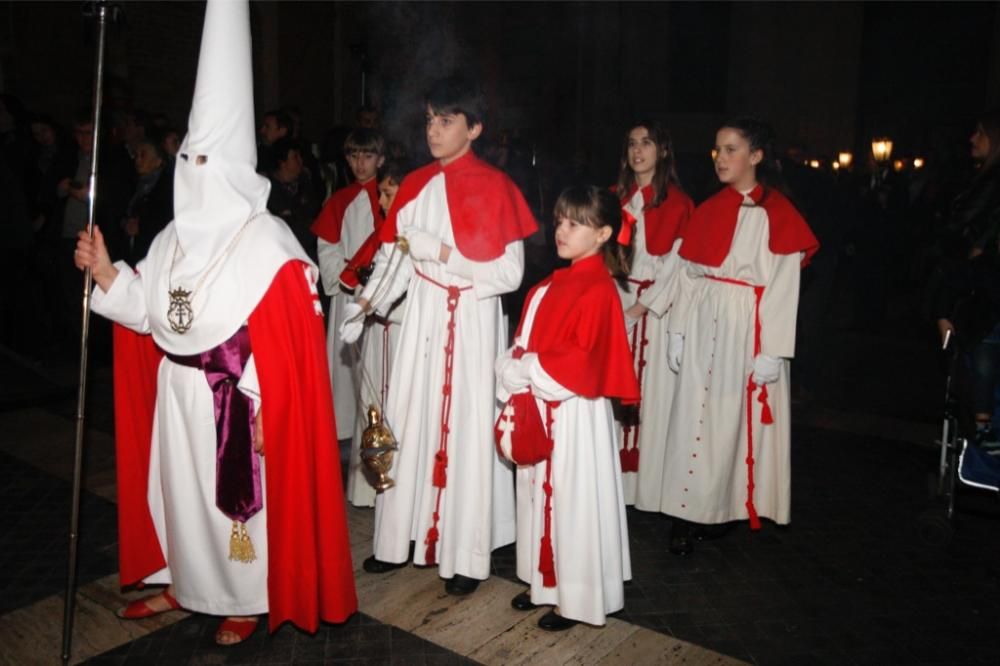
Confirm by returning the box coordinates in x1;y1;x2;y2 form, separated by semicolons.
495;354;532;395
667;333;684;373
751;354;782;386
624;314;639;337
339;302;366;344
402;229;442;263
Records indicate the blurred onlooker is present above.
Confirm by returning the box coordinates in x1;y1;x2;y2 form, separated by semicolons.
160;127;182;161
266;136;320;262
121;137;173;266
258;107;293;174
356;104;380;129
929;108;1000;444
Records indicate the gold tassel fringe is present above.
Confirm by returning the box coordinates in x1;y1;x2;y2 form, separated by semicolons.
228;520;256;563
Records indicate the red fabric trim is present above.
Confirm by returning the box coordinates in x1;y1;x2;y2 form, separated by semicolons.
620;278;653;473
310;179;380;244
680;185;819;267
621;184;694;256
249;261;358;630
112;324;166;586
521;254;640;404
378;152;537;261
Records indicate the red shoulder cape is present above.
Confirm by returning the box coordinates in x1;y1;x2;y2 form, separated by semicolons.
620;183;694;256
378;151;537;261
112;261;357;633
310;178;381;244
679;185;819;267
517;253;640;403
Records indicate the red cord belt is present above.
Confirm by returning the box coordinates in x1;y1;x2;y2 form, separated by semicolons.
414;269;472;563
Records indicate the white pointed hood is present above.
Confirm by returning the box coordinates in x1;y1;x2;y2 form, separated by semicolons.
174;0;270;264
139;0;314;356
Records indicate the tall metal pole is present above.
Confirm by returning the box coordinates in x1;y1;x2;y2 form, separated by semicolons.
62;2;113;662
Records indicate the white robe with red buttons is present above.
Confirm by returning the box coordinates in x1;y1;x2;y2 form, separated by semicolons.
663;195;801;525
616;187;684;507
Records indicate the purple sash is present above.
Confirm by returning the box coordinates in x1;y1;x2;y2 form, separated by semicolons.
166;326;262;523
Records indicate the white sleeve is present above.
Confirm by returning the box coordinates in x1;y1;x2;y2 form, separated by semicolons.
525;353;577;402
316;238;346;296
641;238;684;318
666;259;699;335
759;251;802;359
90;260;150;334
237;353;261;413
359;241;413;316
444;239;524;300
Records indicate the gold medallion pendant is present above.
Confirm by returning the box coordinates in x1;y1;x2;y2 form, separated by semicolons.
167;287;194;333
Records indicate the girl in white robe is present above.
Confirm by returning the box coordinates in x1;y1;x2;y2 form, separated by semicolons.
612;121;694;507
497;186;640;630
663;117;818;555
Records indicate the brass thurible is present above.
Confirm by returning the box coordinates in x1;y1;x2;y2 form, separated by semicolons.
360;405;398;491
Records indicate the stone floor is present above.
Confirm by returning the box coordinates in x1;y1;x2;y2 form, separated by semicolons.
2;326;1000;664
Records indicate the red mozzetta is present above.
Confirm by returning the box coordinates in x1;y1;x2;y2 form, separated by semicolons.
680;184;819;268
378;151;537;260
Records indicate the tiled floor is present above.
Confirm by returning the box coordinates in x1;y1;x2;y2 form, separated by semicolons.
84;612;477;665
3;324;1000;664
0;450;119;615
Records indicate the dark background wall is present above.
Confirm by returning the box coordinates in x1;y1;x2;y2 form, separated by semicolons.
2;0;998;191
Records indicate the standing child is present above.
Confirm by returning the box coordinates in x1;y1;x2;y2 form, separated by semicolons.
311;129;385;441
497;186;639;630
343;159;410;508
613;121;694;507
663;118;818;555
340;75;537;595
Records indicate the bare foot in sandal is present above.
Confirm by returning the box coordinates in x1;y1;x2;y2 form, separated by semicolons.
215;615;259;646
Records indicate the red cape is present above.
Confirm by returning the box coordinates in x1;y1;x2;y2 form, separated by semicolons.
310;178;381;244
679;185;819;267
378;151;537;261
517;253;640;403
619;183;694;256
112;261;357;633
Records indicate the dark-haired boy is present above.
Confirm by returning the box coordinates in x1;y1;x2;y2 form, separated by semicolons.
312;128;385;440
340;76;537;595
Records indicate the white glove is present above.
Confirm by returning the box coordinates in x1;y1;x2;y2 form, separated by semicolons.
667;333;684;373
495;354;532;395
402;229;442;263
751;354;782;386
338;302;366;344
624;314;639;337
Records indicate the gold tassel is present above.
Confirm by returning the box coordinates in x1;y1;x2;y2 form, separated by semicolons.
228;520;256;563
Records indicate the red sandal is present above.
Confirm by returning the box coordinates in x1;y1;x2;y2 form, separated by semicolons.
215;616;259;646
116;589;181;619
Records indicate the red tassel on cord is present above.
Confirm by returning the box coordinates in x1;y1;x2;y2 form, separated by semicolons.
432;450;448;488
758;385;774;425
620;447;639;473
745;500;761;531
424;524;439;564
539;474;557;587
539;536;556;587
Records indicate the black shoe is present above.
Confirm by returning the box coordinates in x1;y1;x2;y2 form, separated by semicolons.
363;555;406;574
669;535;693;556
510;591;537;611
445;574;481;596
692;522;735;542
538;610;578;631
